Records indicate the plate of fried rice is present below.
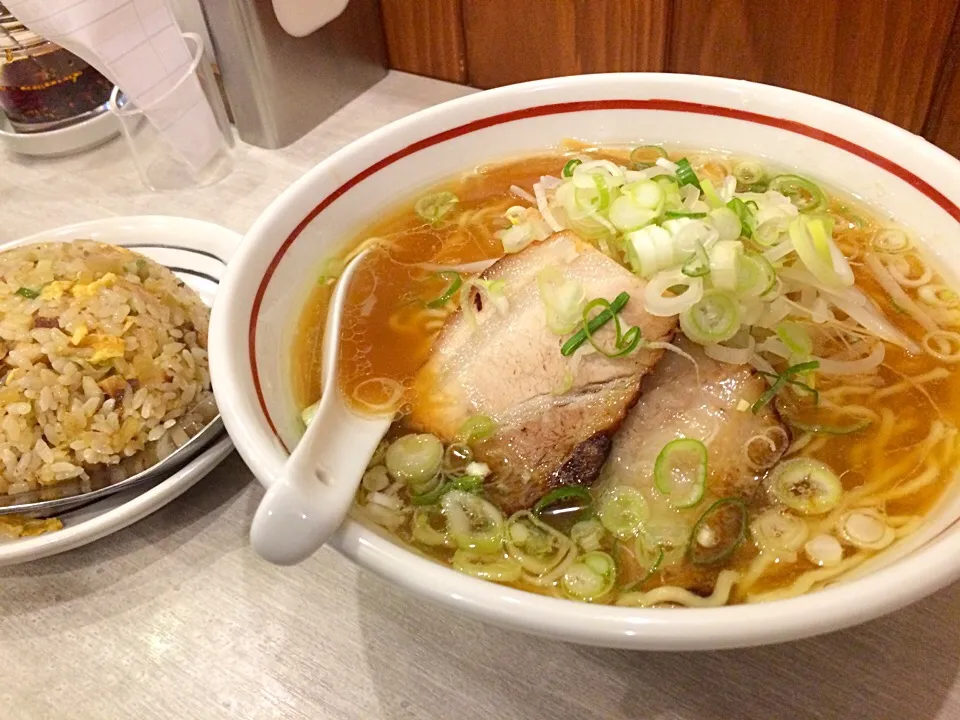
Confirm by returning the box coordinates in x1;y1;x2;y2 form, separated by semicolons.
0;216;238;565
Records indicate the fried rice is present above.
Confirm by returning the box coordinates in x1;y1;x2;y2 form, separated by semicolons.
0;240;217;506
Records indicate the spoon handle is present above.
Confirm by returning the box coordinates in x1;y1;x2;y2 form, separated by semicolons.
250;398;390;565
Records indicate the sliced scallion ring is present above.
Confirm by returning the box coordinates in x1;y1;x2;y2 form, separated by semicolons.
682;240;710;277
837;509;894;550
665;210;707;219
675;158;703;191
533;485;593;521
440;490;506;553
415;191;459;224
452;550;522;583
425;271;462;308
560;551;617;601
727;197;756;238
562;158;583;177
412;506;455;547
597;486;649;540
630;145;668;168
625;536;664;588
505;511;573;575
750;508;808;554
871;228;911;254
560;292;633;357
709;239;743;290
734;160;765;187
768;174;827;213
775;321;813;357
455;415;496;443
571;518;607;552
767;458;842;515
679;289;741;344
385;434;444;484
737;254;777;298
689;498;747;565
785;417;871;435
751;360;820;414
654;438;708;508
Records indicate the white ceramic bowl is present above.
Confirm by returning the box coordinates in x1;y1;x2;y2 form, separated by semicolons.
210;73;960;650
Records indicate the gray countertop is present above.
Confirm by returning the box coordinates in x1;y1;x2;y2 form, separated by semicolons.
2;72;960;720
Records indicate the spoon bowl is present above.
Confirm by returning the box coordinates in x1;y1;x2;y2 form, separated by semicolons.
249;250;393;566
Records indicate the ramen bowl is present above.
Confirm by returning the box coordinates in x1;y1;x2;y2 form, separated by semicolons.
210;73;960;650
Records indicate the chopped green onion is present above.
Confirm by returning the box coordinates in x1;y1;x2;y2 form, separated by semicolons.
737;254;777;298
750;508;808;554
627;536;665;588
15;287;41;299
675;158;703;191
453;550;522;583
415;191;459;224
562;158;583;177
441;490;505;553
533;485;593;519
767;458;842;515
664;210;707;219
785;417;871;435
537;267;587;335
654;438;708;508
561;551;616;601
788;216;854;288
571;518;606;552
751;360;820;414
506;511;573;574
412;506;455;547
580;297;642;358
709;207;743;242
727;197;757;238
451;474;485;492
425;271;462;308
679;289;741;344
597;486;649;540
734;161;765;187
768;174;827;213
682;241;710;278
872;228;911;254
709;240;743;290
629;145;668;169
700;178;725;209
410;478;451;505
689;498;747;565
560;291;630;357
775;321;813;357
837;509;894;550
455;415;496;443
385;434;444;484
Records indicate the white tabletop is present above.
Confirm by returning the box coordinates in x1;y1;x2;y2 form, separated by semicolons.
3;72;960;720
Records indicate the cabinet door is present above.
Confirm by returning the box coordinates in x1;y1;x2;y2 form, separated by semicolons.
668;0;959;134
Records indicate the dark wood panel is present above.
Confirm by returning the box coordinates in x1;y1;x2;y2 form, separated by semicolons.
924;3;960;158
463;0;668;89
667;0;959;133
380;0;466;83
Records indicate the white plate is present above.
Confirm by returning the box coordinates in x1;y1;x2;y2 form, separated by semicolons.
0;108;120;158
0;216;240;565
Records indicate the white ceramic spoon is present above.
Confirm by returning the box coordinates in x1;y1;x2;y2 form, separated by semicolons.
250;250;392;565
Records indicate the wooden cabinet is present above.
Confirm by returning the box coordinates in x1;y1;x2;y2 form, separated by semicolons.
380;0;960;157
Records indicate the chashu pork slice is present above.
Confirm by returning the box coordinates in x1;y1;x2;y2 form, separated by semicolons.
409;231;677;514
597;339;790;594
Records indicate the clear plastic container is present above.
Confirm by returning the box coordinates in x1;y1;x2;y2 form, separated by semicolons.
0;7;113;133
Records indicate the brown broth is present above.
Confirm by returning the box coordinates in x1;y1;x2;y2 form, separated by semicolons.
292;149;960;605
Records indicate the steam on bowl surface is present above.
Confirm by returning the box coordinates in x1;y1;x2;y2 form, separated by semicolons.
209;73;960;650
